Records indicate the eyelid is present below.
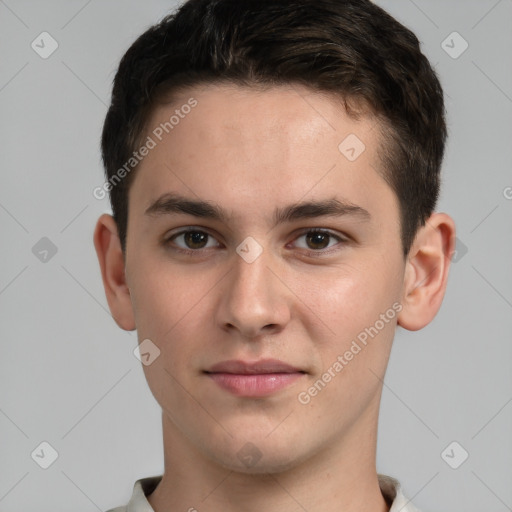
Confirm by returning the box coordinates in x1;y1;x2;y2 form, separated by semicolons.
165;226;223;251
288;228;347;253
293;227;346;240
163;226;348;255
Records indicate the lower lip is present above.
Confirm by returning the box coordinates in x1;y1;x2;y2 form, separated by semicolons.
206;372;304;397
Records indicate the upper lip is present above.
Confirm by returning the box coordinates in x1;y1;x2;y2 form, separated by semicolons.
205;359;304;374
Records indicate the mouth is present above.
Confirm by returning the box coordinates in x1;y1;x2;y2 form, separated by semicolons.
204;359;306;397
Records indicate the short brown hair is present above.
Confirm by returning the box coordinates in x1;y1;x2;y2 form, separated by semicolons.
101;0;447;257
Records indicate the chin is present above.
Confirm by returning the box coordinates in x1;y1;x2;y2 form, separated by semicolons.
205;435;309;475
219;453;302;475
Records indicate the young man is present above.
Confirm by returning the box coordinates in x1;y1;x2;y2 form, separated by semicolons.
94;0;456;511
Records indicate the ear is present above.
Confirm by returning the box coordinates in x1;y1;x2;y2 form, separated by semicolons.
93;213;136;331
397;212;456;331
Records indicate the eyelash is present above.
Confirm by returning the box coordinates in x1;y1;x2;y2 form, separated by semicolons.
163;227;347;257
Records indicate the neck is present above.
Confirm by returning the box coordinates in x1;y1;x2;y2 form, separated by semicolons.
148;407;389;512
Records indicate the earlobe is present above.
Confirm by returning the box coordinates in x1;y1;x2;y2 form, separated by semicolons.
93;213;136;331
397;213;456;331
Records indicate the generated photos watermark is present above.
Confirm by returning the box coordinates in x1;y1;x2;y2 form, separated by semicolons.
93;97;198;200
297;301;403;404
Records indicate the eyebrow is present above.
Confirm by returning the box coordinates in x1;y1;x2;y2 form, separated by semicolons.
144;192;371;226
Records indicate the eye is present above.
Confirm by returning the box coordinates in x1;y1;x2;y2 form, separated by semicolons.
292;229;345;252
166;228;220;251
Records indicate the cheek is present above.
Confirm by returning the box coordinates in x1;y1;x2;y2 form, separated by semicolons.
133;271;210;412
130;265;216;367
295;259;402;381
129;258;201;333
299;266;398;334
298;270;399;417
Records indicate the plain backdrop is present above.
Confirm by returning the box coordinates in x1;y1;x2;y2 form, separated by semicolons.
0;1;511;511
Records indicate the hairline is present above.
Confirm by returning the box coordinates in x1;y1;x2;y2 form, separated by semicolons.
122;79;410;259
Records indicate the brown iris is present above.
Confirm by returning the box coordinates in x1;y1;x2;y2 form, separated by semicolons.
183;231;209;249
305;231;330;250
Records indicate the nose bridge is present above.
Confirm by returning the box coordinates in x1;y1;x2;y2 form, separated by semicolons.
233;248;270;298
218;245;289;337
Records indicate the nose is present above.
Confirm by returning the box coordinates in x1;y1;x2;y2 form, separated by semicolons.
216;247;291;339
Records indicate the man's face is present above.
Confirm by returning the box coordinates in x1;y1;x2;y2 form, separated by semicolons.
124;83;407;472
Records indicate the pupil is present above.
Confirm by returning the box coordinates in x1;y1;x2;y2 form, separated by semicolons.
185;231;207;248
307;232;329;249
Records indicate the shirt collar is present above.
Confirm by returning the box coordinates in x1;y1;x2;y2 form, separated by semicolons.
116;473;422;512
377;474;422;512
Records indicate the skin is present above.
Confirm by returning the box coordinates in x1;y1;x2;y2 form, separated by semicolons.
94;83;456;512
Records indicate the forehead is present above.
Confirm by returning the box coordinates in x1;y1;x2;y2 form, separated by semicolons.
129;82;396;225
148;82;379;154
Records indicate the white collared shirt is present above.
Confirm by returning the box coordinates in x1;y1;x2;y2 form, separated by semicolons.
105;474;422;512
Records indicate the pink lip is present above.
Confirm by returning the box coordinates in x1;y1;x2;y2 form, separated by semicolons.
205;359;305;397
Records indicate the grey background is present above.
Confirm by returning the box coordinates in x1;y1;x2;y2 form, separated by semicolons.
0;0;511;511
